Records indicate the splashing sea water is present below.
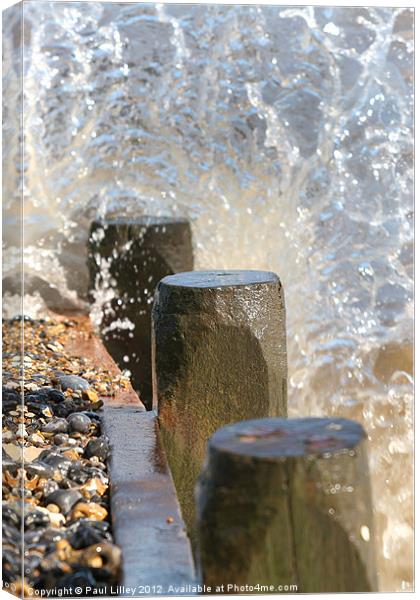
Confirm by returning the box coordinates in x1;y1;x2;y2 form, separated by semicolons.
2;3;413;591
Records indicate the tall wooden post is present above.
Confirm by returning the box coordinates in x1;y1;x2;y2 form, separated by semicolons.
196;417;377;592
88;216;193;410
152;270;287;544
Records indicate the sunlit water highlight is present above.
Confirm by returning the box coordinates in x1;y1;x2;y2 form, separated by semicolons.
2;3;413;591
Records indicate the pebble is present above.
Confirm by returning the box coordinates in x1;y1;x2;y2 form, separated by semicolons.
28;433;45;445
3;444;44;463
84;436;110;462
2;431;15;442
56;375;90;392
67;413;91;433
41;418;68;434
16;424;28;439
3;318;121;593
53;433;69;445
67;521;112;550
45;489;83;515
55;568;97;592
71;502;108;521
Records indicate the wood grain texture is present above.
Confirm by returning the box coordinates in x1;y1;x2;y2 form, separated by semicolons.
152;270;288;547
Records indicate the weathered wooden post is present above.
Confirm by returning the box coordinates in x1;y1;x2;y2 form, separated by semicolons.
152;270;287;543
196;417;377;593
88;216;193;410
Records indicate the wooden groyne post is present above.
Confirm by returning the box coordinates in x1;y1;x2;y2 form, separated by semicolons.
152;270;287;543
196;417;377;593
88;216;193;410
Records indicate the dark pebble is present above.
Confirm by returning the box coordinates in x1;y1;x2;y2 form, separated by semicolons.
3;522;21;543
40;527;66;544
45;489;83;515
25;387;65;404
25;461;55;479
41;418;68;434
68;412;91;433
55;569;97;594
24;509;51;530
2;548;21;581
2;387;20;411
2;504;21;528
41;480;60;497
24;554;43;579
52;399;87;418
24;528;45;545
68;520;112;549
56;375;90;392
24;401;51;417
84;436;110;461
39;452;72;477
11;314;34;323
47;389;66;403
67;464;90;485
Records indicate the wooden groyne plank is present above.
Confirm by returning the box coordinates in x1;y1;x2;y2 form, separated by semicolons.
57;315;196;591
102;407;196;593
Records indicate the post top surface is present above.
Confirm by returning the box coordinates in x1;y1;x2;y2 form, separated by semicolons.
92;215;189;228
210;417;365;459
160;270;279;289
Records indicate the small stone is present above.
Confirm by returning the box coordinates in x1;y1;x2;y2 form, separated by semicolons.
24;508;51;530
49;511;66;527
71;502;108;521
2;431;15;442
81;478;108;498
82;388;99;403
55;568;97;592
3;443;43;463
56;375;90;392
40;527;65;543
53;433;69;446
40;452;72;477
25;461;55;480
38;479;59;497
45;489;83;515
23;447;45;462
63;449;81;461
16;424;28;439
84;436;110;462
28;433;45;445
41;418;68;434
67;413;91;434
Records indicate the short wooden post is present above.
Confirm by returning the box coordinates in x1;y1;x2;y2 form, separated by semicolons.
88;217;193;410
196;417;377;593
152;270;287;543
